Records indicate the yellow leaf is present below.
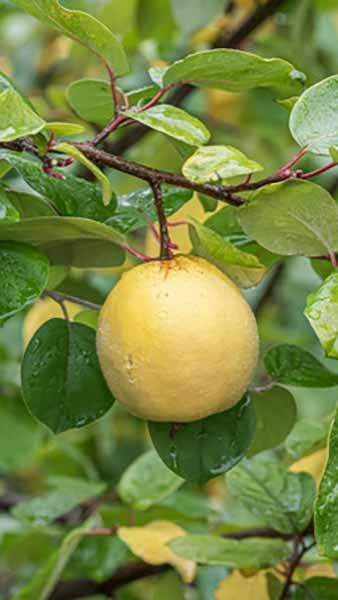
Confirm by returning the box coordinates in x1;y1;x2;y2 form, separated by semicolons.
215;570;270;600
117;520;196;583
290;448;327;486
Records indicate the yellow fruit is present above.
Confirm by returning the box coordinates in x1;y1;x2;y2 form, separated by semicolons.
23;298;82;346
97;255;258;422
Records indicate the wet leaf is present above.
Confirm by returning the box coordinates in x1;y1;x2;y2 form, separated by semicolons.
0;184;20;224
289;75;338;155
12;0;129;76
8;191;56;219
13;476;105;526
315;408;338;558
227;454;316;534
248;387;297;456
54;143;113;206
0;150;117;221
189;219;266;288
149;395;256;483
121;105;210;146
22;320;115;433
117;521;196;583
0;241;49;319
169;536;289;569
108;186;192;234
305;273;338;359
239;180;338;257
118;449;183;510
0;71;45;142
0;216;125;268
264;344;338;386
182;145;262;184
162;49;305;98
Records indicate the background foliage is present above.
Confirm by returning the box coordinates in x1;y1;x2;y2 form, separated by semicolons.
0;1;338;599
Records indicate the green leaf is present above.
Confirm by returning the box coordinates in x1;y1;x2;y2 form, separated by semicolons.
227;454;316;534
293;577;338;599
0;150;117;221
107;186;193;234
315;408;338;558
0;185;20;224
277;96;299;113
44;121;85;136
305;273;338;359
162;49;306;98
0;396;42;472
289;75;338;155
196;566;229;600
169;536;289;569
205;205;250;245
171;0;224;33
198;194;218;213
149;395;256;483
12;0;129;76
189;219;266;288
54;143;113;206
330;145;338;162
0;71;45;142
66;534;129;583
75;310;99;329
248;387;297;456
239;180;338;257
13;476;105;526
264;344;338;387
8;191;56;219
22;320;115;433
121;105;210;146
12;516;96;600
0;241;49;319
67;79;157;126
0;216;125;268
117;449;183;510
182;145;263;184
286;419;328;460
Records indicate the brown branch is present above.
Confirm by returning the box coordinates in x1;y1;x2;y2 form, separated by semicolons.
150;181;174;258
75;143;250;205
108;0;288;154
279;539;316;600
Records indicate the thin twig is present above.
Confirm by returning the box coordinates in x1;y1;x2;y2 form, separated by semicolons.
150;181;173;259
42;290;102;312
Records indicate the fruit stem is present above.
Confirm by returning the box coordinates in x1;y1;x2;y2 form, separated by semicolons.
150;181;174;259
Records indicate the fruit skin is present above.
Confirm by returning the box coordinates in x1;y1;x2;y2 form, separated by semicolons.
23;297;82;346
97;255;259;422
